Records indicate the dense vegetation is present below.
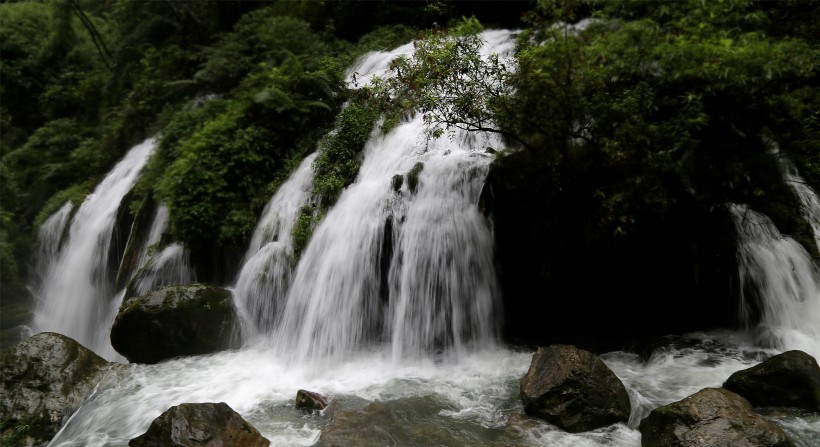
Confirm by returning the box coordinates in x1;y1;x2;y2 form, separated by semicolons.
1;0;818;351
370;0;819;346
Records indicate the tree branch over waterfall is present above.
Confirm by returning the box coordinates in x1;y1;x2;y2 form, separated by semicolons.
365;18;529;149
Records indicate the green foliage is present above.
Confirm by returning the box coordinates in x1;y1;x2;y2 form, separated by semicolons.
312;101;381;208
291;205;320;260
0;1;53;140
3;119;90;223
195;12;328;91
353;24;421;54
34;183;91;230
378;2;818;247
156;53;344;253
367;16;516;143
0;0;108;133
156;103;267;249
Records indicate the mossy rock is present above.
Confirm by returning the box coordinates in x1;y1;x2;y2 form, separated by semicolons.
129;402;270;447
110;283;240;364
0;332;110;447
406;162;424;194
639;387;795;447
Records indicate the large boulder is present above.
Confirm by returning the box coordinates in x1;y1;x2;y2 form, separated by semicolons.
519;344;631;432
0;332;110;447
110;284;239;364
723;350;820;412
129;402;269;447
639;387;795;447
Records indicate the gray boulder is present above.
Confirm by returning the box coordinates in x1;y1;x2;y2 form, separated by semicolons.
129;402;269;447
110;284;239;364
519;344;631;432
639;387;795;447
0;332;110;447
723;350;820;412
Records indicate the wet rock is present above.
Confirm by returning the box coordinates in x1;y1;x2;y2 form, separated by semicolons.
110;283;239;364
723;350;820;412
295;389;330;412
406;162;424;194
317;401;399;446
391;174;403;192
129;402;270;447
639;387;795;447
519;344;631;432
0;332;110;447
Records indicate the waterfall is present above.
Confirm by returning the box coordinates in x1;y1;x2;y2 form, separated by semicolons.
33;201;73;288
125;203;195;299
31;137;156;360
232;152;318;340
129;243;195;298
137;204;170;268
731;204;820;359
254;30;517;363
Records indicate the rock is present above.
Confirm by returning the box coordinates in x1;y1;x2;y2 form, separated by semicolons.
129;402;269;447
317;401;398;447
406;162;424;194
110;283;239;364
639;387;795;447
295;389;330;412
723;350;820;412
519;344;631;433
391;174;403;192
0;332;110;447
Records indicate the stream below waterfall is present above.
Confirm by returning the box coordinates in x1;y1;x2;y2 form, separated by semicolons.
45;333;820;447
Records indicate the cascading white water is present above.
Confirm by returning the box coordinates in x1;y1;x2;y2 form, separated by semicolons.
33;201;73;288
232;152;318;340
118;202;195;301
136;204;170;268
386;135;500;362
31;137;156;360
129;243;195;297
731;204;820;359
267;30;516;363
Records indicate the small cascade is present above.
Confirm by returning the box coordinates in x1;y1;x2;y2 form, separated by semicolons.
265;30;517;363
232;152;318;340
125;203;195;298
731;204;820;359
31;137;156;360
137;204;170;268
32;201;73;288
129;243;195;298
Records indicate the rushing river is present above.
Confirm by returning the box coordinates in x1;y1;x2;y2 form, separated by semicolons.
47;333;820;447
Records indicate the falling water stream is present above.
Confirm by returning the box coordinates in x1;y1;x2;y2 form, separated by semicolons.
233;152;318;341
27;30;820;446
31;137;156;360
